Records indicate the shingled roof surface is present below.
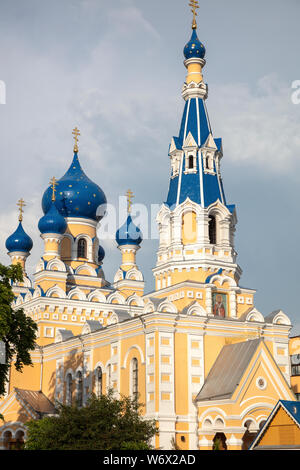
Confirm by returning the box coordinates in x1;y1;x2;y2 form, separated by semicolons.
15;388;56;416
196;338;262;401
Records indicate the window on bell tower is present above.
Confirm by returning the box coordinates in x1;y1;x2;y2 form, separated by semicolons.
184;152;197;174
209;215;217;245
77;238;87;258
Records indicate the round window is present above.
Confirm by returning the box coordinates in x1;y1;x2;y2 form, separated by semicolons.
256;377;267;390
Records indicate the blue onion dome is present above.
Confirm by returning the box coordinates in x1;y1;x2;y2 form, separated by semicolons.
5;221;33;253
38;201;67;235
184;29;206;60
98;244;105;264
116;215;143;246
41;152;107;222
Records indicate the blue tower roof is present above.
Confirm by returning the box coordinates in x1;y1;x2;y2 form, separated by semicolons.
38;201;67;235
6;221;33;253
165;95;235;213
116;215;143;246
184;29;206;60
42;152;107;222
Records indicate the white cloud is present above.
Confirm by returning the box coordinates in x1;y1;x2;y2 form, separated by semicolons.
209;74;300;175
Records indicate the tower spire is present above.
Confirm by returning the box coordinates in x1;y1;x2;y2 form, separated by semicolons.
154;8;241;297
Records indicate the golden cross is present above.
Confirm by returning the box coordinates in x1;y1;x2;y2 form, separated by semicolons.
17;198;26;222
72;127;81;152
189;0;199;29
49;176;58;202
126;189;134;213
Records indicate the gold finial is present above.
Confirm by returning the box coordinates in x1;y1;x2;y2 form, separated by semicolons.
17;198;26;222
189;0;199;29
72;126;80;153
49;176;58;202
126;189;134;214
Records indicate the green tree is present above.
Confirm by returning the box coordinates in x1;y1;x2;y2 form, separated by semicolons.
25;391;157;450
0;263;38;397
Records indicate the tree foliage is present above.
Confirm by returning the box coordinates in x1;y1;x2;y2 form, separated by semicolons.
0;263;38;396
25;391;157;450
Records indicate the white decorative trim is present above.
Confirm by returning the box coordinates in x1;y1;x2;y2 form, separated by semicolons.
122;345;145;369
46;285;66;299
106;291;126;305
67;287;86;301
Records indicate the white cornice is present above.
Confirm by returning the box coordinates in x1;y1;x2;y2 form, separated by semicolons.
65;217;98;228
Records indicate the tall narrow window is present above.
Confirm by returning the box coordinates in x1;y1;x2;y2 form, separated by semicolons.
76;371;83;407
77;238;87;258
209;215;217;245
107;364;112;391
96;366;103;397
188;155;194;169
131;358;138;401
66;373;73;405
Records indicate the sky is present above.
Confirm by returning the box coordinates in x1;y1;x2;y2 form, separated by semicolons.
1;0;300;334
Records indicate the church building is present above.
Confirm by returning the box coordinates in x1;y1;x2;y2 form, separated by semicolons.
0;4;296;451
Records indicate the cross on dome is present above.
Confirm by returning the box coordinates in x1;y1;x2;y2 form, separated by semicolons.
189;0;199;30
126;189;134;213
49;177;58;202
72;127;80;153
17;198;26;222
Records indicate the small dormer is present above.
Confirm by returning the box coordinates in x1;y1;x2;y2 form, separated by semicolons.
169;137;183;178
202;134;218;175
183;132;198;174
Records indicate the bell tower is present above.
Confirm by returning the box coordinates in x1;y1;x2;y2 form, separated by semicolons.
152;5;246;315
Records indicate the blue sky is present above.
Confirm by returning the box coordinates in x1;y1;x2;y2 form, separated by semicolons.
1;0;300;333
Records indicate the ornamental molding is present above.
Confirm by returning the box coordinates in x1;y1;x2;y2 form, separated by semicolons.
182;80;208;100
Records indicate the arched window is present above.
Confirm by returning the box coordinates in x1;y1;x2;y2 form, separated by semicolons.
209;215;217;245
96;366;103;397
77;238;87;258
66;373;73;405
2;430;12;450
188;155;194;169
14;430;25;450
76;371;83;407
212;432;227;451
131;358;138;401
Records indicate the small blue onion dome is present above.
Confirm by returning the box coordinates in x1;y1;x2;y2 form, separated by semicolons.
98;244;105;264
41;152;107;222
116;215;143;246
38;201;67;235
184;29;206;60
5;221;33;253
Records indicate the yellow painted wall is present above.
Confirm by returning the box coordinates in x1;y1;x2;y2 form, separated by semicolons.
258;407;300;447
174;332;188;415
186;63;203;84
181;212;197;245
61;237;71;259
